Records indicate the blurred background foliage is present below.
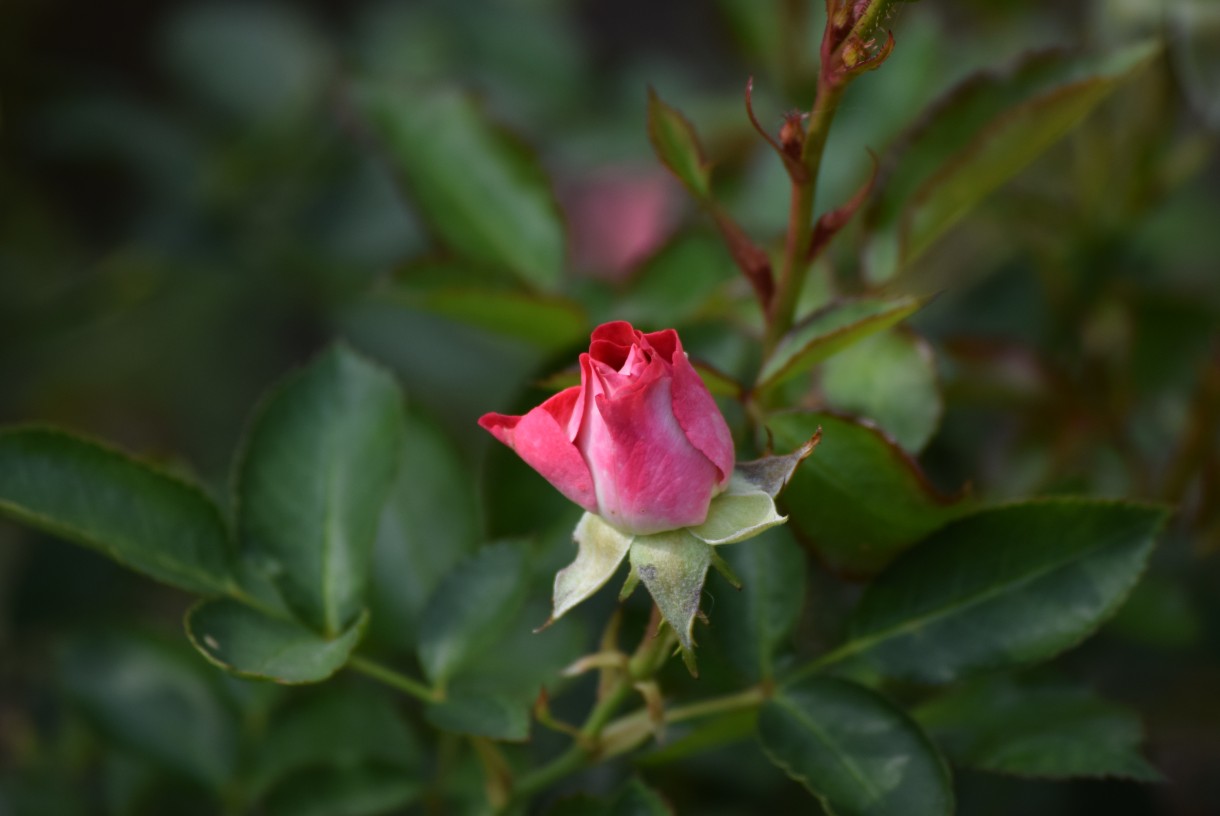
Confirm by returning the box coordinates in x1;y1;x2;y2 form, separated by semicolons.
2;0;1218;814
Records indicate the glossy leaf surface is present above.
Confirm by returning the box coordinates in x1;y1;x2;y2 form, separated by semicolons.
425;688;532;742
186;599;367;684
758;676;952;816
914;675;1160;780
819;329;941;453
370;410;481;648
758;297;925;393
0;428;234;595
647;88;711;199
60;632;238;791
237;344;403;636
381;277;586;351
713;527;805;681
251;685;422;797
417;542;529;687
864;42;1160;280
840;500;1167;683
769;412;969;577
355;85;565;290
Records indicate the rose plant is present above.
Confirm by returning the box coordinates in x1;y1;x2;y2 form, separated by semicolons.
3;1;1211;814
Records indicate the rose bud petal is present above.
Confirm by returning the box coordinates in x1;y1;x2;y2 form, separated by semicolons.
479;321;734;535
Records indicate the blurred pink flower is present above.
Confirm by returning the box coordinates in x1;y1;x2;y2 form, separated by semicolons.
564;167;679;278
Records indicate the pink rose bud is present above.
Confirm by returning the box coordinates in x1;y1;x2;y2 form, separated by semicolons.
479;321;735;535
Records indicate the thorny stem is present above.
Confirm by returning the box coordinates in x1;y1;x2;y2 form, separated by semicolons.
503;612;680;809
512;684;771;806
762;0;894;357
763;77;848;359
597;685;772;763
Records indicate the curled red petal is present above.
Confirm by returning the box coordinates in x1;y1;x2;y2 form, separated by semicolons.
587;375;721;534
479;392;598;513
668;342;735;486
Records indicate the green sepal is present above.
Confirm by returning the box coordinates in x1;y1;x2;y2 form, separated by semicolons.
618;568;641;602
689;482;787;546
629;530;712;653
709;548;743;590
544;512;633;628
734;430;821;498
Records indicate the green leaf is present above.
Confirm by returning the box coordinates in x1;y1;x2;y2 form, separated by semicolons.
713;527;805;681
769;412;970;578
0;428;234;595
914;675;1161;781
758;676;953;816
186;599;367;684
237;343;404;636
629;530;712;655
354;85;565;290
635;709;757;767
864;41;1161;281
1106;572;1204;649
818;329;942;453
425;687;531;741
837;499;1168;684
548;512;632;624
453;598;588;700
691;359;744;400
417;542;530;688
607;778;673;815
547;777;674;816
265;765;423;816
758;297;926;393
369;409;481;648
380;275;586;351
647;88;712;199
619;232;738;327
250;685;422;797
59;632;238;791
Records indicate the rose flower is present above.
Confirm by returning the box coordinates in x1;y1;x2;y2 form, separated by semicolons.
479;321;734;535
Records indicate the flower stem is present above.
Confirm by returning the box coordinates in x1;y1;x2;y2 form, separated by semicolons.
503;612;676;809
666;685;769;725
763;77;848;358
347;654;439;703
600;684;770;761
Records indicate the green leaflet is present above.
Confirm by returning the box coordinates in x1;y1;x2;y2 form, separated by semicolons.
186;599;368;684
757;297;926;394
914;675;1161;781
236;343;404;637
417;542;530;688
828;499;1168;684
863;41;1161;281
354;85;566;290
0;428;235;596
647;88;712;200
770;412;970;578
758;676;953;816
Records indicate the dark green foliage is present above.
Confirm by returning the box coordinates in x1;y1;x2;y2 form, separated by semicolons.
3;2;1216;815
